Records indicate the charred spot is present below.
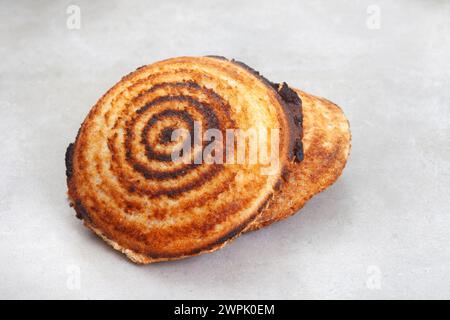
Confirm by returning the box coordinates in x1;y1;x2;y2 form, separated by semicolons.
207;56;276;90
205;55;227;60
206;56;302;106
273;83;303;163
212;226;242;248
230;59;275;86
277;82;302;105
294;139;304;162
74;200;92;222
294;114;303;127
65;143;75;180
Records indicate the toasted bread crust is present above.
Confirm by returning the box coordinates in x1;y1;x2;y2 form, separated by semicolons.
66;57;297;263
247;89;351;231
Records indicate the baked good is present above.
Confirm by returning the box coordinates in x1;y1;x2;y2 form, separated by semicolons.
65;56;301;263
66;56;350;263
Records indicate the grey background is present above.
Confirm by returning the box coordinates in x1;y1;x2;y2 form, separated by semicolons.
0;0;449;299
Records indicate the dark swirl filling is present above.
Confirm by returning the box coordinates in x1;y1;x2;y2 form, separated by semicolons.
106;81;236;198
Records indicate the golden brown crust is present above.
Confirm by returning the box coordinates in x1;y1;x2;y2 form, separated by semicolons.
247;89;351;231
67;56;296;263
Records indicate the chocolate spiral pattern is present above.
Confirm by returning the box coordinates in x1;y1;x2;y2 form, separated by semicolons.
67;56;295;263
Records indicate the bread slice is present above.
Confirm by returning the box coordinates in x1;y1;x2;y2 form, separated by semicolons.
247;89;351;231
65;56;298;263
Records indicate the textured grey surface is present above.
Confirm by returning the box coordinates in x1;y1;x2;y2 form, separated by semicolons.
1;0;449;299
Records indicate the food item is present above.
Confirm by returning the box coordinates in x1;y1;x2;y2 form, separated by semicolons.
65;56;301;263
246;89;351;231
65;56;350;264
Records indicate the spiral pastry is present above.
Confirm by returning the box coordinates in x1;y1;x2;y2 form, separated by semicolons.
66;56;301;263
